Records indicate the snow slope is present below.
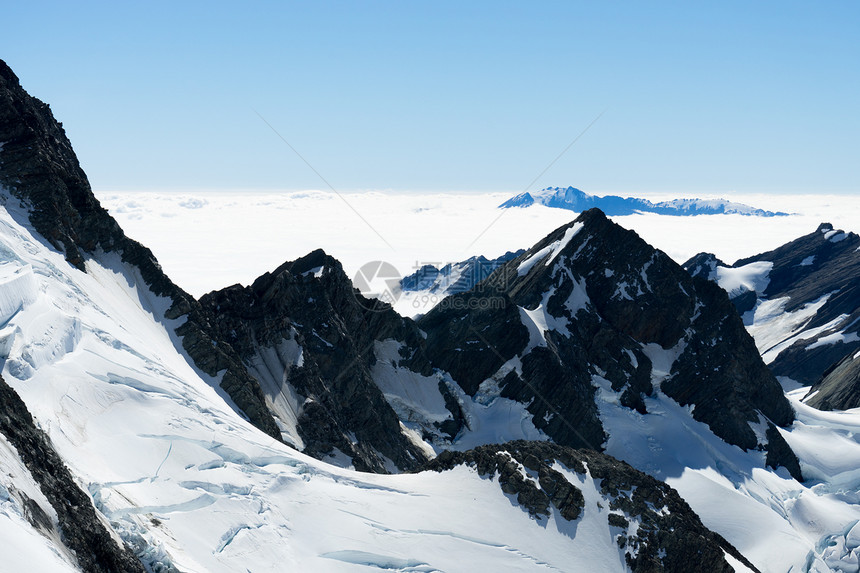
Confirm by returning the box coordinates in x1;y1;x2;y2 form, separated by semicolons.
0;197;716;572
7;188;860;570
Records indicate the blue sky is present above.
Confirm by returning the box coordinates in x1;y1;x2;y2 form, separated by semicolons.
3;1;858;194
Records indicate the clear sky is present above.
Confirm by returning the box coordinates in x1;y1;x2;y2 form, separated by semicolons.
3;1;858;194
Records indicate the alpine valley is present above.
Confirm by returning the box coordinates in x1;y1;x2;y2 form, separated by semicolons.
2;59;860;573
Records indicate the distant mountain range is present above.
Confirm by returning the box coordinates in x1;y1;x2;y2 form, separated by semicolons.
501;186;789;217
400;250;524;294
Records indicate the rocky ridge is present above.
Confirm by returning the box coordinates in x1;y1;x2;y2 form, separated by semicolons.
805;348;860;410
422;440;760;573
400;250;525;296
419;209;801;479
0;373;146;573
684;223;860;391
198;249;450;472
0;59;281;442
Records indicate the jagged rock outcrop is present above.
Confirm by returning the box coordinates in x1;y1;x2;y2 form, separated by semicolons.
684;223;860;388
419;209;800;478
0;374;146;572
199;249;448;472
422;441;760;573
805;348;860;410
0;59;280;441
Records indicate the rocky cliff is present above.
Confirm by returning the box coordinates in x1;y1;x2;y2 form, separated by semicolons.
685;223;860;389
419;209;800;479
0;59;280;442
199;250;448;472
0;374;145;572
422;440;760;573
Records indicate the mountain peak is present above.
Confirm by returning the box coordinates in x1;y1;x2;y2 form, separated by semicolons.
419;213;797;477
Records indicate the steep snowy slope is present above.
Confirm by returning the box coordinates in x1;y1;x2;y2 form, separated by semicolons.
7;56;860;572
685;223;860;391
0;198;755;571
0;56;765;572
0;60;286;445
0;372;142;573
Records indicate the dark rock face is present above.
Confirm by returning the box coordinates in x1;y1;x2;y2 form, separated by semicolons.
0;374;146;573
0;59;280;442
422;441;760;573
419;209;798;478
199;250;442;472
686;223;860;389
665;278;793;450
805;349;860;411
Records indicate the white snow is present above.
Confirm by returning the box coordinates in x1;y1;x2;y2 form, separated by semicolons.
4;187;860;571
518;291;572;353
640;339;687;389
0;433;78;572
0;198;620;572
371;339;450;429
245;335;306;448
760;311;849;365
448;366;548;451
806;330;860;351
301;265;324;277
800;255;816;267
591;353;860;572
825;229;849;243
744;294;832;362
714;261;772;298
516;222;584;276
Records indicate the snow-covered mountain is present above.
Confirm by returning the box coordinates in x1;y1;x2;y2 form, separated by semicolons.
684;223;860;392
5;57;860;573
0;56;764;573
417;210;799;472
397;250;524;316
501;186;789;217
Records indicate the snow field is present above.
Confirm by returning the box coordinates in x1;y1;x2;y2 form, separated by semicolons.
0;199;663;572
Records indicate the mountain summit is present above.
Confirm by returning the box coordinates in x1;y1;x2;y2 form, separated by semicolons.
418;208;800;479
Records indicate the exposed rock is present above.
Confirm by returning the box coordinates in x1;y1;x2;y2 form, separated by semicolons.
0;58;280;442
199;250;441;472
422;441;760;573
685;222;860;388
0;374;146;572
805;348;860;411
419;209;798;478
